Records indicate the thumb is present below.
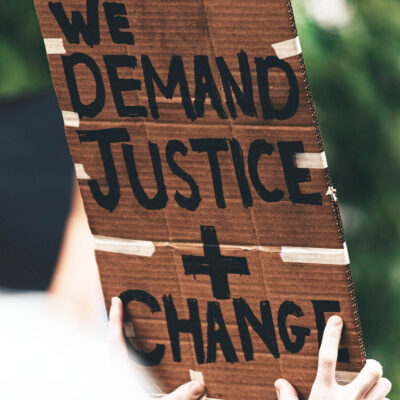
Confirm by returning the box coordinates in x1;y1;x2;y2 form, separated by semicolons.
163;381;205;400
274;379;299;400
107;297;125;350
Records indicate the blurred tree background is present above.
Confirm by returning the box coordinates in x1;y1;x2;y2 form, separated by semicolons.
292;0;400;395
0;1;51;97
0;0;399;396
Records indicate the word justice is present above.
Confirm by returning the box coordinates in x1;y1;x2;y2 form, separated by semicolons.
77;130;323;212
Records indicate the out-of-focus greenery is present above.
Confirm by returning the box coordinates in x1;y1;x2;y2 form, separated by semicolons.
0;0;51;98
293;0;400;396
0;0;399;397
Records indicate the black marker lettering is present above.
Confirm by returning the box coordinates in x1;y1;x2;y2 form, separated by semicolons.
194;55;227;119
49;0;99;46
77;128;129;212
123;141;168;210
234;298;279;360
190;138;229;209
229;139;253;208
278;301;310;353
62;53;105;117
278;141;322;205
248;139;284;202
182;226;249;300
216;50;256;119
255;56;299;120
207;302;238;363
166;140;201;211
142;55;195;120
163;295;205;364
119;290;165;366
312;300;349;363
104;55;147;117
103;2;134;44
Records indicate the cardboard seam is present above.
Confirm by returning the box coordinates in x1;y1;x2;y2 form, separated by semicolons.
64;119;313;129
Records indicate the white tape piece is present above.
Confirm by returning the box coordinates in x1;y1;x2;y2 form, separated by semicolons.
74;163;91;180
326;186;338;202
123;322;135;338
44;38;66;55
62;111;80;127
93;235;155;257
271;36;302;59
189;370;205;385
336;370;358;385
280;243;350;265
295;152;328;169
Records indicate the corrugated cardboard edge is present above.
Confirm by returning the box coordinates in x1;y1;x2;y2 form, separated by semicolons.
285;0;367;366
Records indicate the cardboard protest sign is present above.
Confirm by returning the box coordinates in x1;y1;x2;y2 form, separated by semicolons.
34;0;365;398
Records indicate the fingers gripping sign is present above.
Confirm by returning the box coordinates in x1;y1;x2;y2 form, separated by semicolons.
275;316;391;400
107;297;205;400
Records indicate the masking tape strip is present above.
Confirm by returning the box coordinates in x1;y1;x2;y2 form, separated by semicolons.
271;36;302;59
295;152;328;169
74;163;91;180
123;322;135;338
336;371;358;385
280;243;350;265
44;38;66;54
62;111;80;127
189;370;205;385
93;235;155;257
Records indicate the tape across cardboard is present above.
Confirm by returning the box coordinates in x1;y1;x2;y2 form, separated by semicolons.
34;0;365;398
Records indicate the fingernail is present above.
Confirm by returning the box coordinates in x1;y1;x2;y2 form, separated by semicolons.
189;381;204;396
366;359;383;373
329;315;342;326
111;297;119;306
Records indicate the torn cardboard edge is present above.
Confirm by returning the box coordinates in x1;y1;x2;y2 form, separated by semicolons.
284;0;366;362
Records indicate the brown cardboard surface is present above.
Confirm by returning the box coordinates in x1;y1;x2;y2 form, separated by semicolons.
34;0;365;398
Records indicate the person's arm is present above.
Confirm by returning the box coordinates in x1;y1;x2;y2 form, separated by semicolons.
275;316;391;399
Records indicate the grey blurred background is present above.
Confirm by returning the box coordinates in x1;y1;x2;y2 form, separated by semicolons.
0;0;399;395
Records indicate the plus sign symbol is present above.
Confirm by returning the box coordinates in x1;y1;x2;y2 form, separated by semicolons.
182;226;250;300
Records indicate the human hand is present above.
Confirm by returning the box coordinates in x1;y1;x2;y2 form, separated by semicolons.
107;297;205;400
275;316;391;400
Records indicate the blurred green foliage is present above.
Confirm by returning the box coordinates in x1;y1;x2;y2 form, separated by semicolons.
0;0;399;397
0;0;51;98
293;0;400;396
